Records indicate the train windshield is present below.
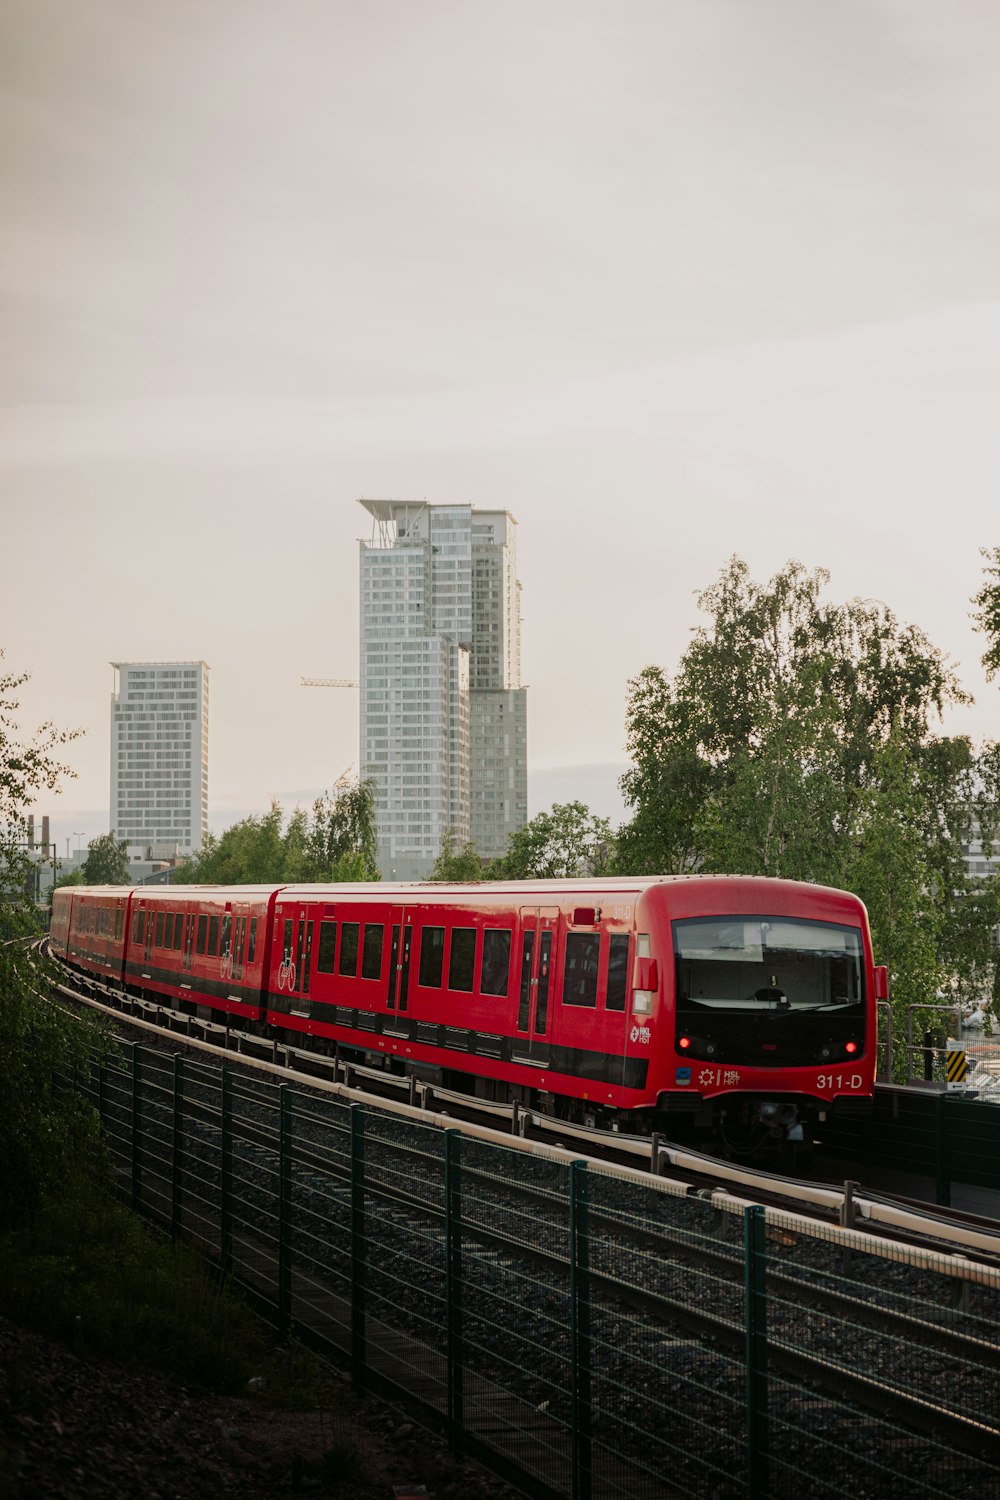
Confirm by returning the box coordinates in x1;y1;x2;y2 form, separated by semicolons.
673;916;864;1012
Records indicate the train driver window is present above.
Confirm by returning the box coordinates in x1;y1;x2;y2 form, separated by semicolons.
481;929;511;996
606;934;630;1011
317;920;337;972
196;915;208;954
564;932;601;1007
339;921;360;976
419;926;445;987
449;928;477;992
361;924;384;980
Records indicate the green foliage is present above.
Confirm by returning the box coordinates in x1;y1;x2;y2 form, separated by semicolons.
972;545;1000;680
491;801;616;879
81;830;130;886
52;869;85;891
616;558;1000;1057
0;653;100;1226
0;1181;337;1402
431;829;487;881
179;779;380;885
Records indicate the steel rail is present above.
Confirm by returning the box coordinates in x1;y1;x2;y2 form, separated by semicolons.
42;951;1000;1273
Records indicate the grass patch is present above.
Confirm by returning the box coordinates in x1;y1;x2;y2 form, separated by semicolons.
0;1178;333;1404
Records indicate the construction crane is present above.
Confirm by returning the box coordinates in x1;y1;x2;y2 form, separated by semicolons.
300;678;359;790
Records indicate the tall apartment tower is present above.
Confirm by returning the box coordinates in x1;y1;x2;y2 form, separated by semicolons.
359;500;527;879
110;661;209;858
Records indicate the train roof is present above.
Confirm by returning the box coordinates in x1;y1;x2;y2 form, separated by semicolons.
65;874;864;906
275;873;861;903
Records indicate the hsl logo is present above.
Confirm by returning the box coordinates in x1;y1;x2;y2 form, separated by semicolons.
675;1067;692;1085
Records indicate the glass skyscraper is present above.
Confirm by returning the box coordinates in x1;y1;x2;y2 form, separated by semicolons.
110;661;209;858
359;500;527;879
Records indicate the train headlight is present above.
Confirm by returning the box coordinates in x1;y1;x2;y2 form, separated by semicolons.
678;1035;691;1050
633;991;653;1015
845;1041;858;1055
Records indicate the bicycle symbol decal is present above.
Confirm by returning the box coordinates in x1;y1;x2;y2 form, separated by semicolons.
277;957;296;992
220;952;233;981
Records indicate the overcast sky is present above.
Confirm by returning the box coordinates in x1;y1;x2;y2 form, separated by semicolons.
2;0;999;853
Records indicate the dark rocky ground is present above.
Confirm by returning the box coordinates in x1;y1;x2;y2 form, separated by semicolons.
0;1314;529;1500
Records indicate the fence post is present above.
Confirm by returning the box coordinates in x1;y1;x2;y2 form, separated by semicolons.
350;1103;367;1391
171;1055;184;1240
444;1128;464;1454
569;1160;592;1500
130;1042;141;1211
935;1092;952;1208
278;1084;293;1337
743;1205;769;1499
221;1066;233;1274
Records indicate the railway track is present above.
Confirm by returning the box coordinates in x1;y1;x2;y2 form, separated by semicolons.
37;947;1000;1498
46;946;1000;1262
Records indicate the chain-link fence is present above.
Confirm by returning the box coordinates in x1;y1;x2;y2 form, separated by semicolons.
78;1044;1000;1500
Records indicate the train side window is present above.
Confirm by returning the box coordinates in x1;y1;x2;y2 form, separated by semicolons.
563;932;601;1007
362;923;384;980
419;926;445;987
449;928;477;992
516;932;535;1030
208;915;219;955
164;913;174;948
606;934;630;1011
174;914;184;950
221;913;232;955
248;917;258;965
196;915;208;954
339;921;360;976
481;929;511;996
136;911;146;944
302;920;313;993
317;920;337;972
114;909;123;942
155;911;165;948
294;919;306;991
282;917;294;960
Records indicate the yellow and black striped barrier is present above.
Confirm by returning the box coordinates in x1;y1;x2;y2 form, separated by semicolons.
945;1049;968;1087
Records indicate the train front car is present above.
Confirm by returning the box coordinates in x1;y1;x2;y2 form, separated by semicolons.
641;876;879;1151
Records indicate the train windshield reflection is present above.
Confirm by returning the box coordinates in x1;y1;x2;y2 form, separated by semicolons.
673;916;864;1012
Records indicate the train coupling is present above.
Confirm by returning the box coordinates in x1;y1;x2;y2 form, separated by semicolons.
758;1101;805;1142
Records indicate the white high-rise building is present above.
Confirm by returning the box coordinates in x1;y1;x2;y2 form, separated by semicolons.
110;661;209;858
359;500;527;879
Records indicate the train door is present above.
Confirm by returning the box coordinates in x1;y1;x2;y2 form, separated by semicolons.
182;910;196;973
296;905;316;1008
232;914;248;982
511;908;559;1067
386;905;413;1028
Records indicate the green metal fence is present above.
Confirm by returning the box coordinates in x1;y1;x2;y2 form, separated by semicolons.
78;1045;1000;1500
820;1084;1000;1206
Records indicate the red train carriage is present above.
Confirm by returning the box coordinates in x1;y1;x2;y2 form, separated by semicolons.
54;874;883;1147
265;874;882;1145
54;886;131;981
122;886;277;1023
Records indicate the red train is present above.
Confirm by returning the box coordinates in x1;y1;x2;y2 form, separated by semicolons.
51;874;884;1148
